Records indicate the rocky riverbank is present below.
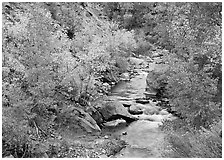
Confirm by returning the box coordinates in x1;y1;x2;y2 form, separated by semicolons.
9;55;175;158
52;55;176;158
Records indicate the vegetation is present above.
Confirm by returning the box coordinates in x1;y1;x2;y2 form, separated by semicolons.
2;2;222;158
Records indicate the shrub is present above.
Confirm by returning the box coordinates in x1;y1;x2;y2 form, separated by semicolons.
161;120;222;158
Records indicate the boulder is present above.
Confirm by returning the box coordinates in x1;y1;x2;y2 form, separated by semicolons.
135;98;150;104
159;109;169;115
144;91;157;97
86;106;104;127
57;105;101;133
131;103;160;115
97;100;138;123
103;119;126;127
128;105;143;115
119;100;133;107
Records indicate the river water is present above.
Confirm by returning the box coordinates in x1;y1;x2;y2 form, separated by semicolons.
104;68;174;158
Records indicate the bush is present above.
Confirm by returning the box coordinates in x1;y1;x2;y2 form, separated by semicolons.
161;120;222;158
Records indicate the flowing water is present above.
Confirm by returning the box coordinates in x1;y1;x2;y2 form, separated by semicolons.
105;68;174;158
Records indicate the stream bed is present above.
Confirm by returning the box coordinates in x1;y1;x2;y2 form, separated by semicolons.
103;68;175;158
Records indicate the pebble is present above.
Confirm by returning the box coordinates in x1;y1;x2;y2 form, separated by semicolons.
104;135;109;139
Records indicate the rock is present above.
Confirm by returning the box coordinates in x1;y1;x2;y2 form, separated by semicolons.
144;91;157;97
104;135;109;139
131;103;160;115
77;116;101;133
58;105;101;133
119;101;133;107
86;106;104;127
135;98;150;104
120;72;130;81
159;109;169;115
97;100;138;123
115;97;134;101
128;105;143;115
103;119;126;127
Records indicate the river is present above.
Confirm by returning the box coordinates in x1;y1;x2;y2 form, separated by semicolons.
102;68;175;158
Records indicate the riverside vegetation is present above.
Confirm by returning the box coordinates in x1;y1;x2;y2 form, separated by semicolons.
2;2;222;158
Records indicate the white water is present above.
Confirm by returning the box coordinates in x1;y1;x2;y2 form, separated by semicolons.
106;69;173;158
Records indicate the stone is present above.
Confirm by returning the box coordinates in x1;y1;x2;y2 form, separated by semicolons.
97;100;138;123
119;100;133;107
103;119;126;127
159;109;169;115
76;108;101;132
135;98;150;104
144;91;157;97
134;103;160;115
128;105;143;115
58;106;101;133
104;135;109;139
77;116;101;133
86;106;104;126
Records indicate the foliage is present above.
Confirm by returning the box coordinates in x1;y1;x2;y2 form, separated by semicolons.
161;120;222;158
2;2;136;157
2;2;222;158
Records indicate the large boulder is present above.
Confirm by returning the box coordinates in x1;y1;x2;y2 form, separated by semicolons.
128;105;143;115
159;109;170;115
57;105;101;133
129;103;160;115
103;119;126;127
119;100;133;107
96;100;138;123
86;106;104;127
